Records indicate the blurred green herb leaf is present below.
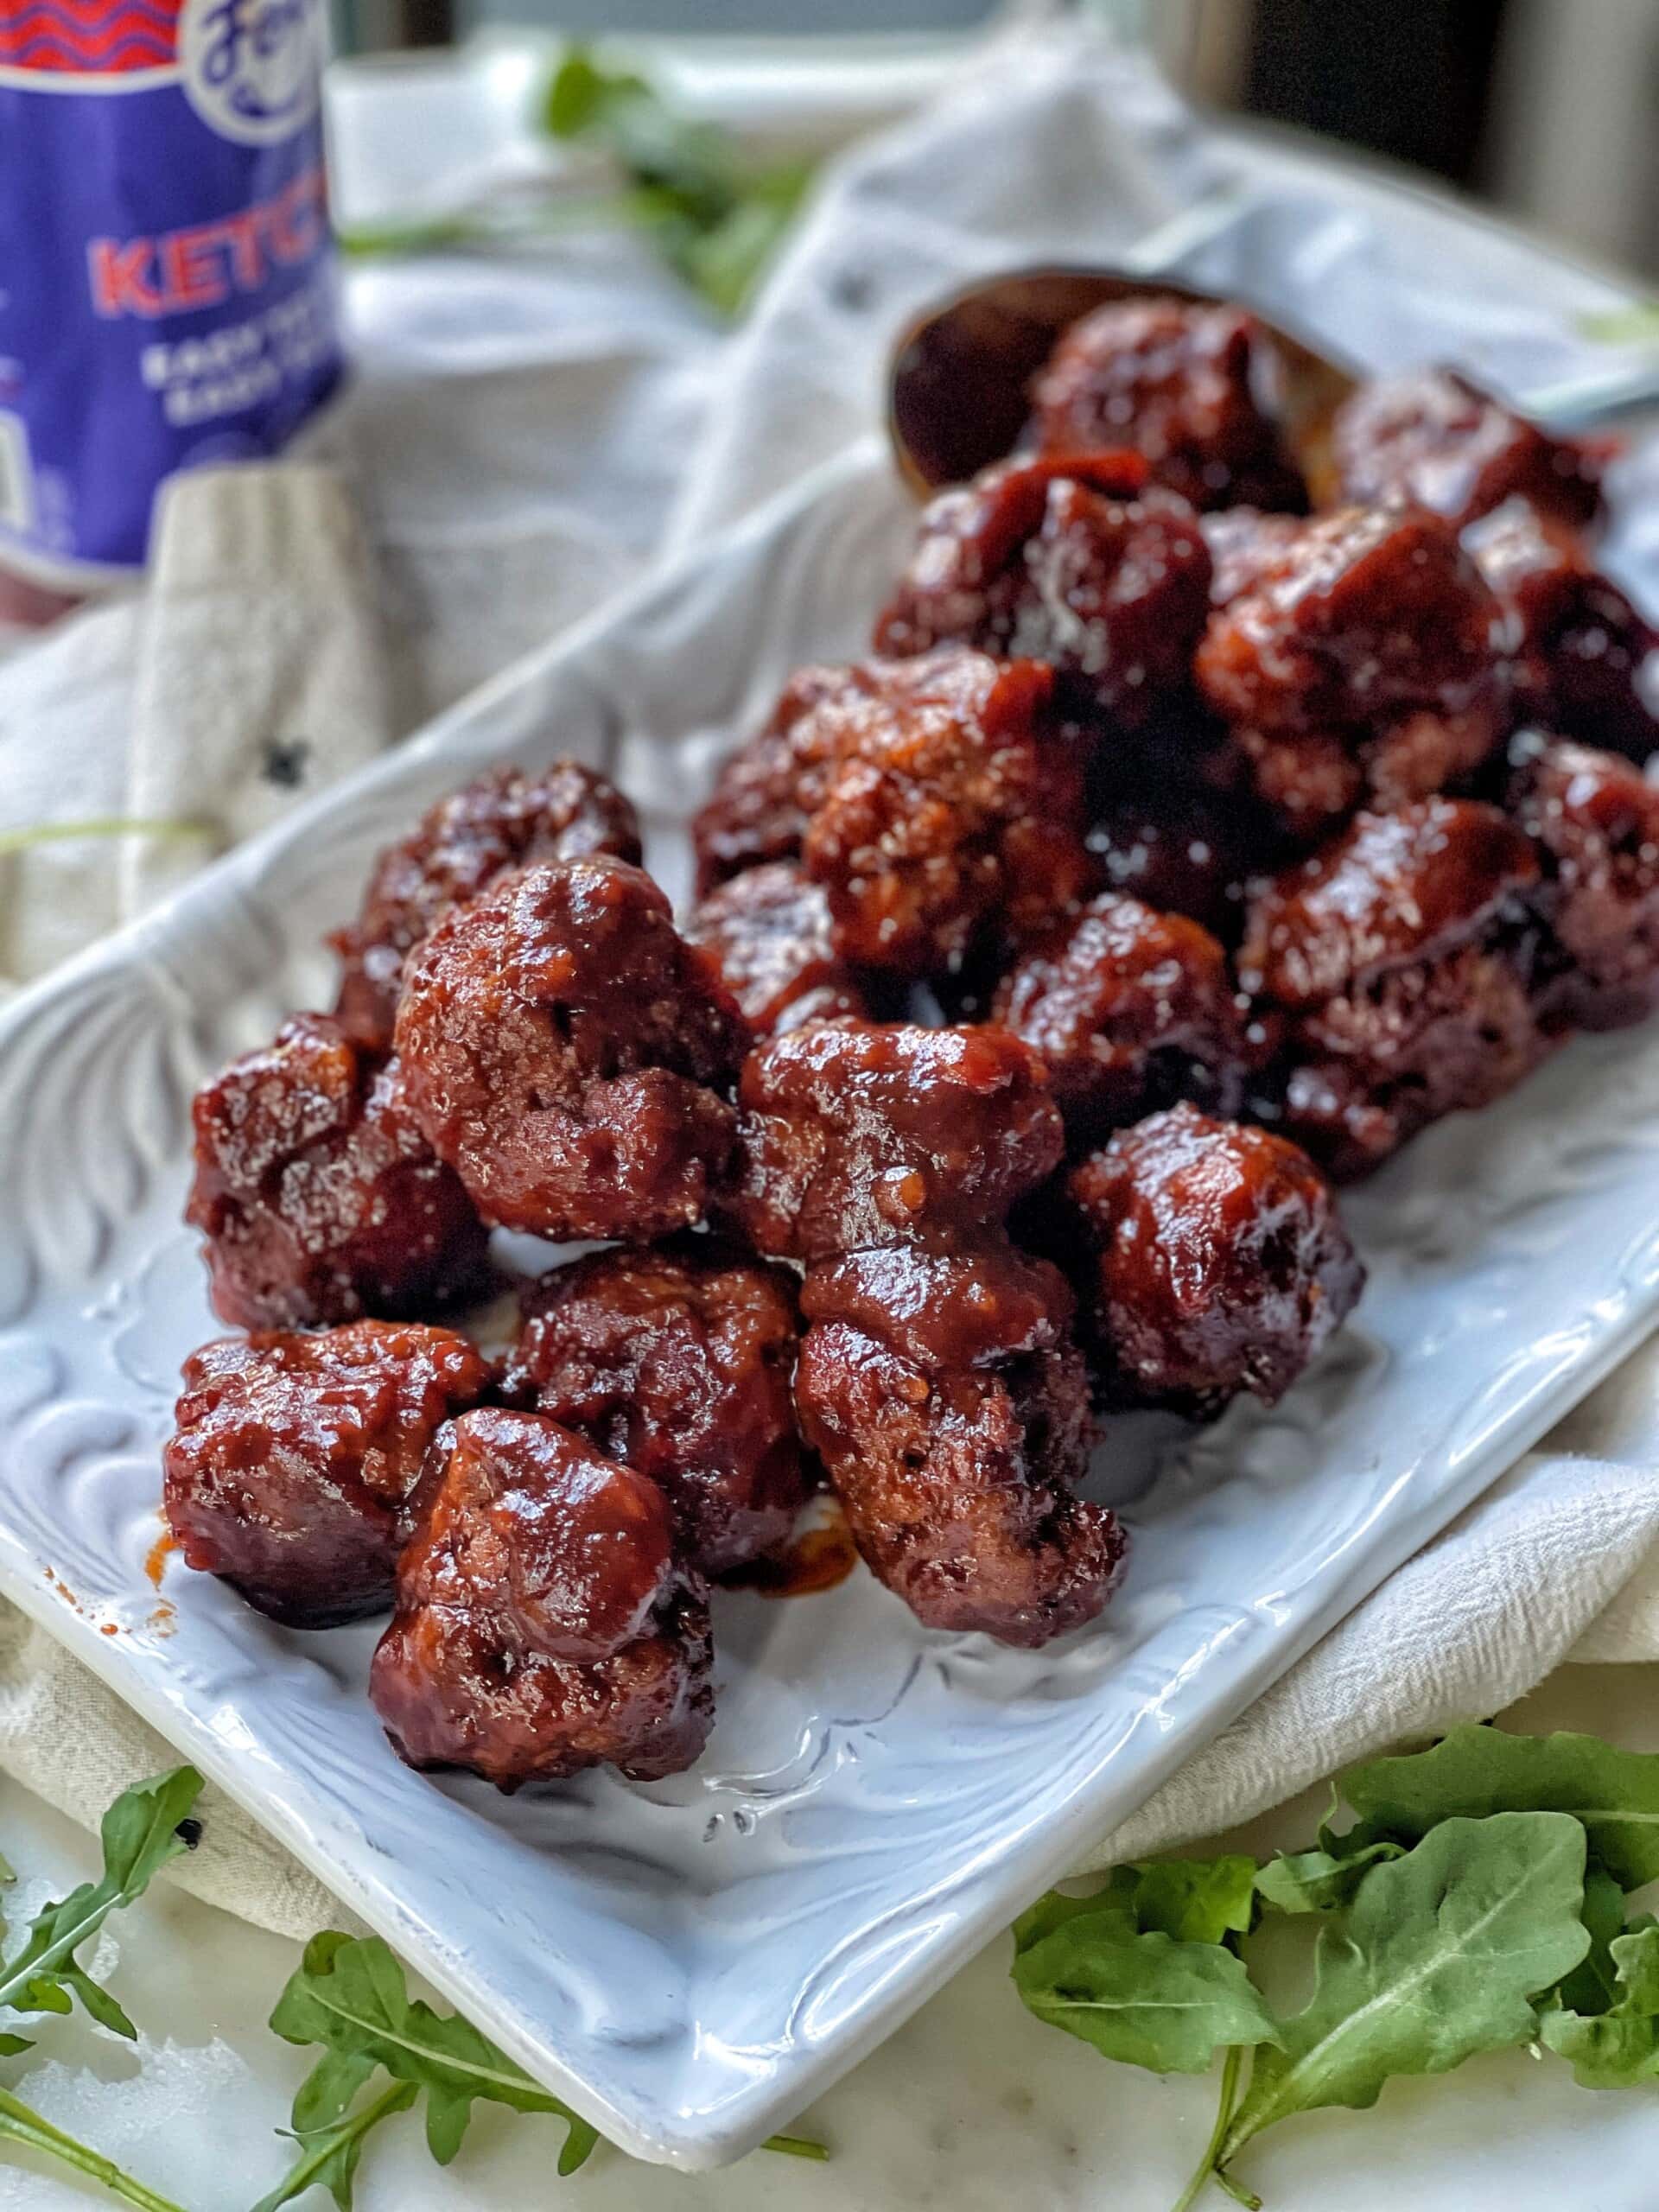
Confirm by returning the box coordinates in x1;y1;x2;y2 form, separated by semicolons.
543;44;814;315
1581;303;1659;346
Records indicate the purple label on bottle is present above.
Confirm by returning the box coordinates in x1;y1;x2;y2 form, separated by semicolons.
0;0;343;581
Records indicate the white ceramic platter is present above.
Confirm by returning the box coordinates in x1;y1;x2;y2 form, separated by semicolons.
5;434;1659;2169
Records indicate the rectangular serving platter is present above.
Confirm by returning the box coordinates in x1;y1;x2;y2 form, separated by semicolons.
5;429;1659;2168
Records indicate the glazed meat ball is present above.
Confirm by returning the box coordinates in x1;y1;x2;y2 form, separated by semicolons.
369;1408;714;1789
331;763;643;1050
503;1236;810;1574
690;662;872;895
683;861;868;1038
1027;296;1309;513
992;892;1245;1146
795;1237;1124;1646
873;453;1214;726
186;1014;492;1332
1465;498;1659;762
798;647;1094;971
1194;505;1510;836
692;649;1094;974
1065;1104;1364;1417
1508;737;1659;1032
722;1019;1064;1262
1331;366;1608;534
163;1323;493;1628
394;856;749;1242
1240;799;1544;1179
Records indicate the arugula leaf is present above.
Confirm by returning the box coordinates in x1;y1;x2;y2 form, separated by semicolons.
0;2085;191;2212
1344;1726;1659;1887
1541;1923;1659;2088
268;1932;600;2177
0;1768;202;2037
1217;1812;1590;2171
251;2081;417;2212
1011;1883;1137;1958
261;1932;822;2201
1255;1838;1403;1915
1131;1857;1256;1947
1015;1856;1255;1959
1555;1865;1629;2018
1014;1916;1281;2075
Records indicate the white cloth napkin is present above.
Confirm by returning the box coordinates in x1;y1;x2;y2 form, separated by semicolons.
2;18;1658;1936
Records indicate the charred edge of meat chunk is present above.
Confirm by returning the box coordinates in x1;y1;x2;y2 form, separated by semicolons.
683;861;868;1038
1331;366;1610;535
1238;798;1546;1179
992;891;1246;1147
1506;736;1659;1033
1027;296;1310;513
874;452;1214;727
504;1234;811;1575
394;856;750;1243
795;1236;1124;1646
163;1322;493;1627
186;1013;493;1333
721;1018;1065;1262
1194;505;1511;837
369;1408;714;1789
331;761;643;1051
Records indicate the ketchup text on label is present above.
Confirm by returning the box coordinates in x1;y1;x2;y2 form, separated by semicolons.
86;167;327;321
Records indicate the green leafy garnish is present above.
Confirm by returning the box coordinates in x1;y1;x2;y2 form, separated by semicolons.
1218;1814;1588;2164
1016;1916;1281;2076
258;1931;822;2202
0;1767;203;2212
0;1767;203;2038
1555;1863;1629;2018
1130;1856;1257;1947
1541;1920;1659;2087
1253;1836;1402;1915
1344;1724;1659;1887
543;46;814;316
336;46;813;315
1014;1858;1276;2077
1013;1728;1659;2208
260;1930;599;2203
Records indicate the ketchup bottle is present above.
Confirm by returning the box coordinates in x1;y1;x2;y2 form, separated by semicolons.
0;0;344;623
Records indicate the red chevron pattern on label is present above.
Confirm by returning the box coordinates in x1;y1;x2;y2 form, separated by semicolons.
0;0;181;73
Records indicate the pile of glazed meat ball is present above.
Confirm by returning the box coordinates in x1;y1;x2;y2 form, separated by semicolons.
165;296;1659;1794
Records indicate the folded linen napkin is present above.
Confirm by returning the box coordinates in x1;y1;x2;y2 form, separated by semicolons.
2;20;1657;1936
